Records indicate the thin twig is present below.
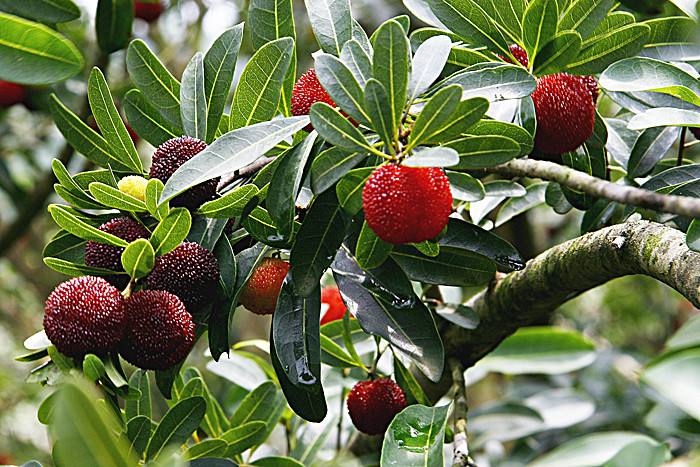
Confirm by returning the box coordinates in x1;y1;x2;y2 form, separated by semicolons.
449;358;476;467
678;127;687;167
216;156;277;191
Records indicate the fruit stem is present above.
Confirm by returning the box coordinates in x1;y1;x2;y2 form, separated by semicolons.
122;280;134;298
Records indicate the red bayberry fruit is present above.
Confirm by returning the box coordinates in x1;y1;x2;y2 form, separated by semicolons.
146;242;220;312
43;276;125;357
85;217;151;290
531;73;596;155
579;74;599;103
0;80;26;108
134;1;165;22
149;136;218;210
118;290;194;370
362;164;452;245
291;69;336;132
239;257;290;315
499;44;529;68
347;378;407;435
321;286;352;325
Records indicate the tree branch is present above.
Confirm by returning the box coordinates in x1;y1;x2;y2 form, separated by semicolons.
440;220;700;370
479;159;700;218
450;358;476;467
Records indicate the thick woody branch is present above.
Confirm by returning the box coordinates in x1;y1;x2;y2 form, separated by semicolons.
440;220;700;370
480;159;700;219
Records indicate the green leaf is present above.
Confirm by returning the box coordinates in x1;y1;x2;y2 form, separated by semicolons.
187;216;227;251
288;414;338;463
393;356;431;406
642;348;700;422
468;119;533;156
95;0;132;53
310;147;367;195
602;441;670;467
50;382;136;465
320;333;363;368
124;89;180;148
213;235;236;298
52;160;102;209
446;134;521;169
522;0;558;61
43;230;86;264
126;39;183;130
310;102;379;154
290;189;346;295
251;457;305;467
566;24;650;75
198;185;259;218
403;147;459;167
145;178;169;221
404;0;448;28
628;108;700;131
340;39;372;88
38;391;59;425
242;206;295;248
50;95;133;172
442;63;536;102
125;369;151;421
126;415;151;458
268;135;318;238
476;326;596;375
204;24;244;144
408;34;452;103
372;20;410;132
336;166;373;216
121;238;155;279
364;79;395;152
183;439;228;460
332;249;444;381
161;117;308;203
423;97;489;145
304;0;352;56
220;421;268;457
145;396;206;461
82;354;106;382
641;17;700;61
409;85;461;149
230;381;284;428
381;404;451;467
446;171;485;202
316;53;371;126
529;432;665;467
0;0;80;23
627;126;680;178
230;37;294;130
559;0;615;40
89;182;148;211
48;205;128;247
149;208;190;257
392;245;495;286
495;182;547;226
43;257;119;277
356;220;393;269
0;11;83;84
532;31;582;76
427;0;509;56
181;52;207;141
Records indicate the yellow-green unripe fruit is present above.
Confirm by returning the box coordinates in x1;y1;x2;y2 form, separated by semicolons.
118;176;148;202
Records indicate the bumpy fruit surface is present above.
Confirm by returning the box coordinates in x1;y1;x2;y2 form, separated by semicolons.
117;175;148;201
0;81;26;108
291;69;336;132
531;73;596;155
85;217;151;289
133;1;165;22
362;164;452;245
239;257;289;315
579;75;599;104
43;276;125;357
146;242;220;312
347;378;407;435
320;286;351;325
149;136;217;210
500;44;529;68
118;290;194;370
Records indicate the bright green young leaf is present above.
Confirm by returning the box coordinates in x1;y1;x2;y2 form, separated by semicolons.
52;160;102;208
356;221;393;269
532;31;582;76
320;333;363;368
316;53;371;126
0;12;84;84
95;0;133;53
183;439;228;460
145;396;206;461
43;257;120;277
304;0;352;56
89;182;148;212
82;354;106;383
221;421;268;457
124;89;181;148
121;239;155;279
409;84;462;149
145;178;169;221
372;20;410;131
181;52;207;141
310;147;367;194
197;185;259;218
522;0;558;62
310;102;380;154
149;207;192;256
48;205;128;247
364;79;395;152
381;404;451;467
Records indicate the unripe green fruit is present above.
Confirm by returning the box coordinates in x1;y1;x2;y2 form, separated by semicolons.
118;176;148;202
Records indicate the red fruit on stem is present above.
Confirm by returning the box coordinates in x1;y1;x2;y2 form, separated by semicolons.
347;378;407;435
579;75;599;103
134;1;165;22
239;257;290;315
85;217;151;289
531;73;596;155
292;69;337;132
118;290;194;370
149;136;217;210
43;276;125;357
146;242;220;312
320;286;351;325
0;80;26;108
362;164;452;245
499;44;529;68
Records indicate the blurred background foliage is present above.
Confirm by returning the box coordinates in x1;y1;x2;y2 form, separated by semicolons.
1;0;700;465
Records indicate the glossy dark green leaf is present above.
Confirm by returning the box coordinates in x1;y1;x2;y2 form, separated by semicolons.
145;396;206;461
125;369;151;421
409;85;461;149
560;0;614;39
0;12;83;84
0;0;80;23
332;249;444;381
310;102;378;154
187;216;227;251
89;182;148;211
423;97;489;145
204;24;244;143
43;230;86;264
392;245;495;286
316;53;371;126
268;134;317;238
468;119;533;156
372;20;410;130
356;220;393;269
545;181;574;215
628;126;679;178
221;421;268;457
230;37;294;130
336;166;373;216
95;0;132;53
440;218;524;269
242;206;293;248
446;171;485;202
213;235;236;298
533;31;582;76
160;117;308;203
447;135;521;169
181;52;207;141
441;64;536;102
363;79;394;152
522;0;558;60
126;415;151;458
566;24;650;75
393;356;431;406
408;34;452;103
310;147;367;194
126;39;183;130
149;207;191;256
304;0;352;56
231;243;271;308
495;182;547;226
55;184;105;210
124;89;180;148
48;205;127;247
381;403;451;466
